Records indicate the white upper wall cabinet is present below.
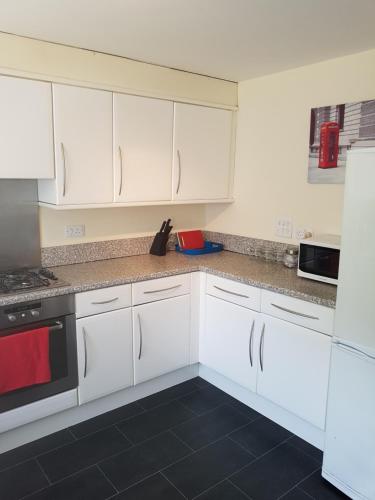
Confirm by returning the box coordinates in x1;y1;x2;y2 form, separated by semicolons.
0;75;54;179
38;84;113;205
113;94;173;202
172;103;233;200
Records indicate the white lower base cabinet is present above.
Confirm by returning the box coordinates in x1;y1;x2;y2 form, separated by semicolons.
133;295;190;384
201;295;259;391
256;314;331;429
76;308;133;404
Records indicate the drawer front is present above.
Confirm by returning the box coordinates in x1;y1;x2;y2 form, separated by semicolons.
261;289;334;335
206;274;261;311
76;284;132;318
132;273;191;305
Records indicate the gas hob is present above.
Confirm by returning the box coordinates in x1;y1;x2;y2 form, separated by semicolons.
0;268;67;296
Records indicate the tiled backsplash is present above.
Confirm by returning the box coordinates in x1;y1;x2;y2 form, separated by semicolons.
41;231;297;267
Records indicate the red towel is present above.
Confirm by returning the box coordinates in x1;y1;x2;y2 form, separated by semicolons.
0;327;51;395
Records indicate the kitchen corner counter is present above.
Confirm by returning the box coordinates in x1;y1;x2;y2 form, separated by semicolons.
0;251;337;308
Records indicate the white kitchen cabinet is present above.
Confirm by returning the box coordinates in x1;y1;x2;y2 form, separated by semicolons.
172;103;233;200
133;295;190;384
76;284;132;318
201;295;259;391
76;308;133;404
0;75;54;179
256;314;331;429
113;94;173;202
132;274;191;306
206;274;261;311
38;84;113;205
261;289;334;335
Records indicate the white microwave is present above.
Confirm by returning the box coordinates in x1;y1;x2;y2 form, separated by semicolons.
298;234;341;285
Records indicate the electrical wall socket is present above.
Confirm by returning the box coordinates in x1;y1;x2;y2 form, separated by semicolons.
275;217;293;238
295;227;313;240
65;224;85;238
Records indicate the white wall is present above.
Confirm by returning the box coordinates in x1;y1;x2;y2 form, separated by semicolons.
0;33;237;247
206;48;375;243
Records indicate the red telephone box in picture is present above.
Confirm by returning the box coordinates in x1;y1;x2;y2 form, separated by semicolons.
318;121;339;168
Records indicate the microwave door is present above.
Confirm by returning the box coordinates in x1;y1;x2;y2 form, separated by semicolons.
299;244;339;281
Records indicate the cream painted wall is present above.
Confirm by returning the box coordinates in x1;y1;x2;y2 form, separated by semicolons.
39;205;206;247
0;33;237;247
206;48;375;243
0;33;237;107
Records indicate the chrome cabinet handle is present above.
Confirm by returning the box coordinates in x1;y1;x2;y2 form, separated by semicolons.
213;285;249;299
61;142;66;197
82;326;88;378
333;340;375;361
259;323;265;372
144;285;182;294
91;297;119;305
176;150;182;194
118;146;123;196
271;303;319;320
249;320;255;367
138;314;143;360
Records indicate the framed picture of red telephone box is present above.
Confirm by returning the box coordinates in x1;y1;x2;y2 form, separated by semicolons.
308;99;375;184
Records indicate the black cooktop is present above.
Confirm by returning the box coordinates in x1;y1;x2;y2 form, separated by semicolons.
0;268;65;295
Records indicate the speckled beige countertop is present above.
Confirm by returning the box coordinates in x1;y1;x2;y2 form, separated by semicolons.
0;251;337;308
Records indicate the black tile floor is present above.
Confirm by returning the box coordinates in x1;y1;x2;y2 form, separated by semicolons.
0;377;349;500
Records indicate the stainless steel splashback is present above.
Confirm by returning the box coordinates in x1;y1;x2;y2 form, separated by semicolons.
0;180;41;271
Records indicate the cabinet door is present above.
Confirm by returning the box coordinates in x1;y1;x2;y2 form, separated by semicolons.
201;295;259;391
53;84;113;204
113;94;173;202
0;75;54;179
172;103;233;200
257;315;331;429
76;308;133;404
133;295;190;384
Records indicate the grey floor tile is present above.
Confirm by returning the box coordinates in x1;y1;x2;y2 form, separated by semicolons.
117;400;195;444
25;466;115;500
0;459;49;500
231;441;319;500
70;402;144;439
100;431;190;492
0;430;75;471
38;426;131;482
230;416;292;457
138;380;198;410
196;480;249;499
288;436;323;464
173;404;250;450
299;470;349;499
163;437;253;499
113;473;184;499
178;386;231;415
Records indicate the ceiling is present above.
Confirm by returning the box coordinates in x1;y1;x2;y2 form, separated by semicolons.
1;0;375;82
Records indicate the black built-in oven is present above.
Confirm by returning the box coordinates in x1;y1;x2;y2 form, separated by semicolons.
0;295;78;413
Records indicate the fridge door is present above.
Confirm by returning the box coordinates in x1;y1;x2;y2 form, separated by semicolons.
323;343;375;500
334;149;375;352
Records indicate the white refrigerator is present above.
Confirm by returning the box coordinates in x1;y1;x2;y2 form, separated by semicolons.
323;148;375;500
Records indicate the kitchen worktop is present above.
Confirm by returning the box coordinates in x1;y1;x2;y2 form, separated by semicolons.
0;251;337;308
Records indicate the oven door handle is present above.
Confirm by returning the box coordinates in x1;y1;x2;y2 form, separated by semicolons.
82;326;88;378
49;321;64;332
